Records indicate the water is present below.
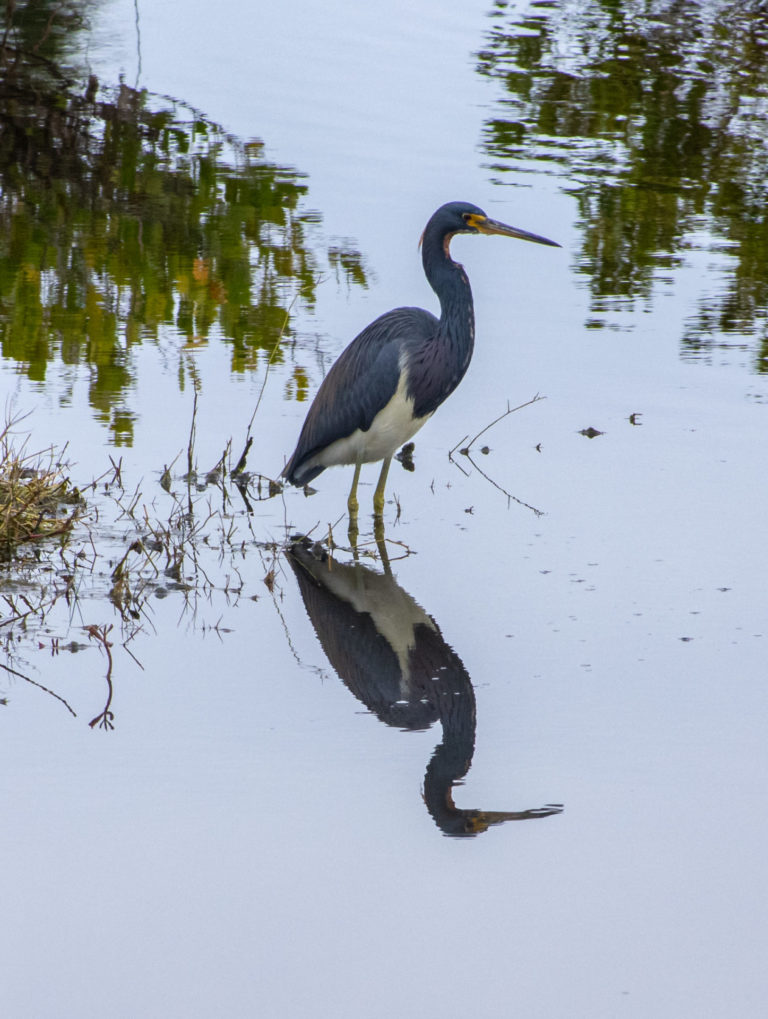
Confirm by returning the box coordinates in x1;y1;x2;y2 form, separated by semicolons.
2;1;768;1016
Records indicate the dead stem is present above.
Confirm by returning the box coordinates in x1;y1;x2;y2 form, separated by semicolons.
231;436;253;478
449;393;546;459
186;390;198;482
0;659;77;717
462;450;545;517
85;623;115;730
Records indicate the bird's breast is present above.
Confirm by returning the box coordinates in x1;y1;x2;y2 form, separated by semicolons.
406;326;474;419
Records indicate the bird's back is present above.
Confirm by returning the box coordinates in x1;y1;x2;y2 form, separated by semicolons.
283;306;439;486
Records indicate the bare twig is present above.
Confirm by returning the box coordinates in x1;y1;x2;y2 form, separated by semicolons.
449;393;546;459
0;659;77;717
231;436;253;478
85;624;115;730
462;450;544;517
186;390;198;481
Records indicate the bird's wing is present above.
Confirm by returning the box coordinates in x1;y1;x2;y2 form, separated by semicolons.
284;307;438;484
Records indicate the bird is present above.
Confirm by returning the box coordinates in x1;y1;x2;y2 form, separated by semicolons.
282;200;559;523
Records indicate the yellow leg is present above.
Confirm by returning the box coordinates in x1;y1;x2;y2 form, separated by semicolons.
347;462;362;549
372;456;391;518
347;462;362;516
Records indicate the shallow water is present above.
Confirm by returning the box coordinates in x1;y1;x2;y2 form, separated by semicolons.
2;2;768;1017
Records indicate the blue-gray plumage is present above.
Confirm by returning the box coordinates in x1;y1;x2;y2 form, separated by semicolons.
283;200;559;520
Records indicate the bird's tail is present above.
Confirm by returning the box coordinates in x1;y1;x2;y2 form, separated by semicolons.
282;452;325;487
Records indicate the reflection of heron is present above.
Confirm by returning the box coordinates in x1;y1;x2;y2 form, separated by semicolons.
286;537;562;837
283;202;558;530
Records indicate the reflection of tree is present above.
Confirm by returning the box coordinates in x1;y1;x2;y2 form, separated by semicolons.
477;0;768;369
0;1;368;442
0;0;88;74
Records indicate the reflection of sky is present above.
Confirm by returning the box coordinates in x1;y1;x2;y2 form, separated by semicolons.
89;0;509;255
3;2;768;1017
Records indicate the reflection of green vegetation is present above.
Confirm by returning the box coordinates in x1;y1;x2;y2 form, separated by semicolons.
0;2;368;442
0;0;88;71
478;0;768;370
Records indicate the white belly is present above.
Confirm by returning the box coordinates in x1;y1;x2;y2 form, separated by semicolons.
309;374;431;471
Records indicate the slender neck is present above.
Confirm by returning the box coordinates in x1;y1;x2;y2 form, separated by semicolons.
407;228;476;419
421;229;475;348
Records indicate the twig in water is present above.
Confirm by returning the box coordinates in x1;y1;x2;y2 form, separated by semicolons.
108;455;124;489
462;449;544;517
186;391;198;482
231;436;253;478
206;442;231;486
84;623;115;730
449;393;546;459
0;659;77;717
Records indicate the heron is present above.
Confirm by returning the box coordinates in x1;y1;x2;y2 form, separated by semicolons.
282;200;559;524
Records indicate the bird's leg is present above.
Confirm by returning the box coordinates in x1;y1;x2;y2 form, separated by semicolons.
372;456;391;519
347;462;362;549
348;462;362;516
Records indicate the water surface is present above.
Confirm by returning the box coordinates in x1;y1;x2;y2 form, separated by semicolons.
1;2;767;1017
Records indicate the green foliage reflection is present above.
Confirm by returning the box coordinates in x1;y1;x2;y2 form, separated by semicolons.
478;0;768;370
0;3;367;442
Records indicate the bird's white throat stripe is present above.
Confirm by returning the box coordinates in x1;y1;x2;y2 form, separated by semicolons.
306;372;430;472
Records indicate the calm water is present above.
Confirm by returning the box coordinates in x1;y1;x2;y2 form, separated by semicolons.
2;1;768;1017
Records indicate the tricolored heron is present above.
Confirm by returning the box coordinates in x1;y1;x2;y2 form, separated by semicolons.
282;201;559;523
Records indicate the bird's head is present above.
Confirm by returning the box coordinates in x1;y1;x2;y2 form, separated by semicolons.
421;200;560;253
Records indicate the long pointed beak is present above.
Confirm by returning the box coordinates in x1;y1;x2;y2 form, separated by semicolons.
471;213;560;248
463;804;564;832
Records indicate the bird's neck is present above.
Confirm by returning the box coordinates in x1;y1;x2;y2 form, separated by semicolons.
407;233;477;419
423;245;475;353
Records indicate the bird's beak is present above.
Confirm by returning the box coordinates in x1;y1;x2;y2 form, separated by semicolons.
467;213;560;248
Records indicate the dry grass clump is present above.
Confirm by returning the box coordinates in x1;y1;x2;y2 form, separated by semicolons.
0;418;83;560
